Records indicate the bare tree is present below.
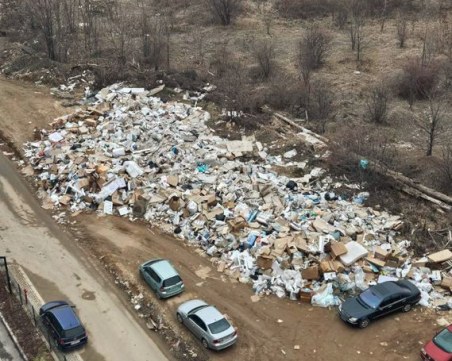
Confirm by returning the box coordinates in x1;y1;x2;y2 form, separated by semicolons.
414;92;448;156
396;12;408;48
308;78;335;133
297;25;332;87
437;144;452;193
348;0;365;61
207;0;241;26
365;83;389;124
26;0;57;60
252;39;275;79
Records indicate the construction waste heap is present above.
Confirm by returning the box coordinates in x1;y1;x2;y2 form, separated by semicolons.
22;84;452;308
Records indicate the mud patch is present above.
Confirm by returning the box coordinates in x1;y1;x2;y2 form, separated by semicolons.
81;289;96;301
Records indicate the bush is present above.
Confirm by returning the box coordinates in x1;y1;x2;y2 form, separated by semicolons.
396;57;440;106
365;83;389;124
436;145;452;194
297;26;332;85
252;39;275;80
276;0;332;19
206;0;242;25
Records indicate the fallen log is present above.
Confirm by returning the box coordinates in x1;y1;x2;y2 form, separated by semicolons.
271;110;452;211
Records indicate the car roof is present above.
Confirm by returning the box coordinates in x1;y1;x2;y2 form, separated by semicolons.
151;260;179;279
194;305;225;325
50;305;81;330
371;281;405;298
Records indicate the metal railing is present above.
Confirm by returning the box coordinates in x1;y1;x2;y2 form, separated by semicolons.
0;257;73;361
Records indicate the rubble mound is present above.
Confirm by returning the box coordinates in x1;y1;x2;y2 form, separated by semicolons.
23;84;452;308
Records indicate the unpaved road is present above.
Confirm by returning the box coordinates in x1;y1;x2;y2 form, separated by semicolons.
0;76;449;361
0;153;169;361
0;78;170;360
79;215;441;361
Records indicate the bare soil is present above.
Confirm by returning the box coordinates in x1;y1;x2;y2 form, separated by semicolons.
0;275;53;361
76;213;444;361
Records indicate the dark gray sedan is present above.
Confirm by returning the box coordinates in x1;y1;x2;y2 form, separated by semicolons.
177;299;237;350
339;280;421;328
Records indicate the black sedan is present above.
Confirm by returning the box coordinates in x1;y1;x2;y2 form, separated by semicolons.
338;280;421;328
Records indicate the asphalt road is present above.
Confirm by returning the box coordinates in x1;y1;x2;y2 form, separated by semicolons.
0;153;169;361
0;320;23;361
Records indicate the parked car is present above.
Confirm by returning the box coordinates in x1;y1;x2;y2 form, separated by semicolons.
39;301;88;351
139;259;184;299
338;280;421;328
421;325;452;361
176;299;237;350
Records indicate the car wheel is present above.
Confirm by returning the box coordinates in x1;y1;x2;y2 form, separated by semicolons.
402;304;411;312
202;338;209;349
176;313;183;324
156;292;162;300
359;319;370;328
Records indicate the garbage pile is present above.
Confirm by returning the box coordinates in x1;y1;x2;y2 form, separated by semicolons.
23;84;452;308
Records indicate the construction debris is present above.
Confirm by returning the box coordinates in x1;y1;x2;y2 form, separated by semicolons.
22;83;452;308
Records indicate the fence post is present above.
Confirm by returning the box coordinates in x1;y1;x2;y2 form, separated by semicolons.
17;283;22;304
32;306;37;326
1;257;12;294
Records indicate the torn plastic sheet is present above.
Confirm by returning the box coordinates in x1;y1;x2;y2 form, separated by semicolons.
311;283;340;307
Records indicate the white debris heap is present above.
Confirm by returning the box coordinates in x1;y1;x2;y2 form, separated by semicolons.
23;84;452;308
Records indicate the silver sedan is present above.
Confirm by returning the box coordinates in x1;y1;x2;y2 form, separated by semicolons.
176;299;237;350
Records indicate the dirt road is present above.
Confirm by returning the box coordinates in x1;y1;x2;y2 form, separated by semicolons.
0;76;448;361
0;153;170;361
78;214;444;361
0;77;171;361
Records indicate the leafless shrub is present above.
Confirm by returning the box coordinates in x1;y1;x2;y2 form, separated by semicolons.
297;25;332;86
348;0;365;61
333;3;348;29
436;145;452;193
308;78;335;133
396;12;408;48
210;44;236;77
397;57;440;107
264;75;307;114
252;39;275;80
413;91;448;156
206;0;242;26
365;83;389;124
276;0;332;19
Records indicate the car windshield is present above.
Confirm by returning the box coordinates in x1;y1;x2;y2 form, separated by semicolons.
208;318;231;334
434;329;452;353
163;276;182;287
63;325;85;339
359;289;382;309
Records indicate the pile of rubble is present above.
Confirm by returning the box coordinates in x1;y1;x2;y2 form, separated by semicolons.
22;84;452;308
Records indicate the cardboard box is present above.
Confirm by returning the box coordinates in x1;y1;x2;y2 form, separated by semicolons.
440;276;452;291
302;266;320;280
227;217;247;232
168;196;182;211
320;260;345;273
428;250;452;264
330;242;347;258
366;256;386;268
299;290;313;303
374;246;390;261
257;255;274;270
167;175;179;187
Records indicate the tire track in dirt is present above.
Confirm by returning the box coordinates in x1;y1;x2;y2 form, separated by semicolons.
77;214;441;361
